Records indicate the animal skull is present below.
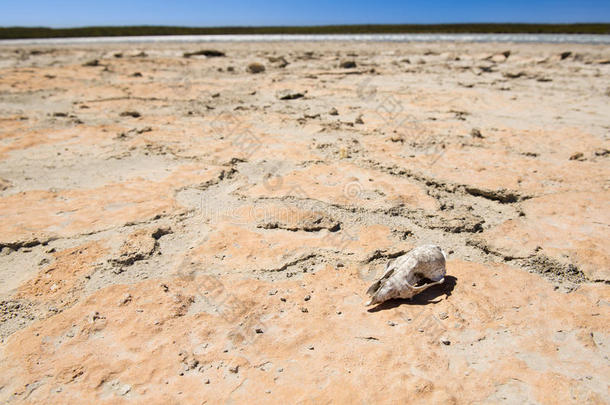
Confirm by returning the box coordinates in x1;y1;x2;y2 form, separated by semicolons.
366;245;446;306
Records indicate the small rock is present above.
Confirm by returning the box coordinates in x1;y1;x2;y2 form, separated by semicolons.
304;295;311;301
183;49;225;58
255;328;264;334
337;311;342;315
301;307;308;313
307;345;314;350
569;152;585;161
438;312;449;320
268;56;289;67
120;111;141;118
119;294;132;306
83;59;99;67
354;114;364;125
280;297;286;302
229;365;239;373
560;51;572;60
440;338;451;345
340;60;357;69
387;321;397;326
470;128;484;138
268;289;278;296
277;90;305;100
247;63;265;74
204;379;210;384
329;107;339;116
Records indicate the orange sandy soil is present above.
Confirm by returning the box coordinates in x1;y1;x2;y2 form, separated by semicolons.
0;41;608;403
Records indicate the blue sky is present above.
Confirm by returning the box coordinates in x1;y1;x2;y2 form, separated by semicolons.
2;0;609;27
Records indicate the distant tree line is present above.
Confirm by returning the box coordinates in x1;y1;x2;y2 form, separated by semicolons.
1;24;609;39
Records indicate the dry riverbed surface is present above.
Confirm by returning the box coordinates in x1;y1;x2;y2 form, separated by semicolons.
0;41;609;403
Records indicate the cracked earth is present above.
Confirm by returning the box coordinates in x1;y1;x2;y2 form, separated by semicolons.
0;41;608;403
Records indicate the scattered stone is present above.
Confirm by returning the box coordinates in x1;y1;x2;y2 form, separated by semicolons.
183;50;225;58
111;228;158;266
329;107;339;116
113;53;123;58
387;321;397;326
83;59;100;67
470;128;484;138
560;51;572;60
276;90;305;100
247;63;265;74
268;56;289;67
152;226;172;240
569;152;585;161
131;72;142;77
440;338;451;345
354;114;364;125
119;294;132;306
438;312;449;320
255;328;264;334
120;111;141;118
300;307;308;313
304;295;311;301
229;365;239;373
503;71;526;79
280;297;286;302
340;61;357;69
268;289;278;296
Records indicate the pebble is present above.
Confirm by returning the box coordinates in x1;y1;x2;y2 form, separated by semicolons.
304;295;311;301
440;338;451;345
470;128;484;138
301;307;309;313
247;63;265;74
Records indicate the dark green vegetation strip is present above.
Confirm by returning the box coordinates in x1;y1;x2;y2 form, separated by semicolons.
1;24;610;39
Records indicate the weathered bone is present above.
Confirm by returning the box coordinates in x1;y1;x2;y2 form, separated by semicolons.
366;245;447;306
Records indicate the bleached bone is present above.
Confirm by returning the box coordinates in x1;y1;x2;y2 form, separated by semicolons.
366;245;446;306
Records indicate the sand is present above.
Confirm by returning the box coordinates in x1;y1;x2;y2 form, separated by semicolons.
0;40;608;403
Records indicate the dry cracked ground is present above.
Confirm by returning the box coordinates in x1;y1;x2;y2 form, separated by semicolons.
0;41;609;404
